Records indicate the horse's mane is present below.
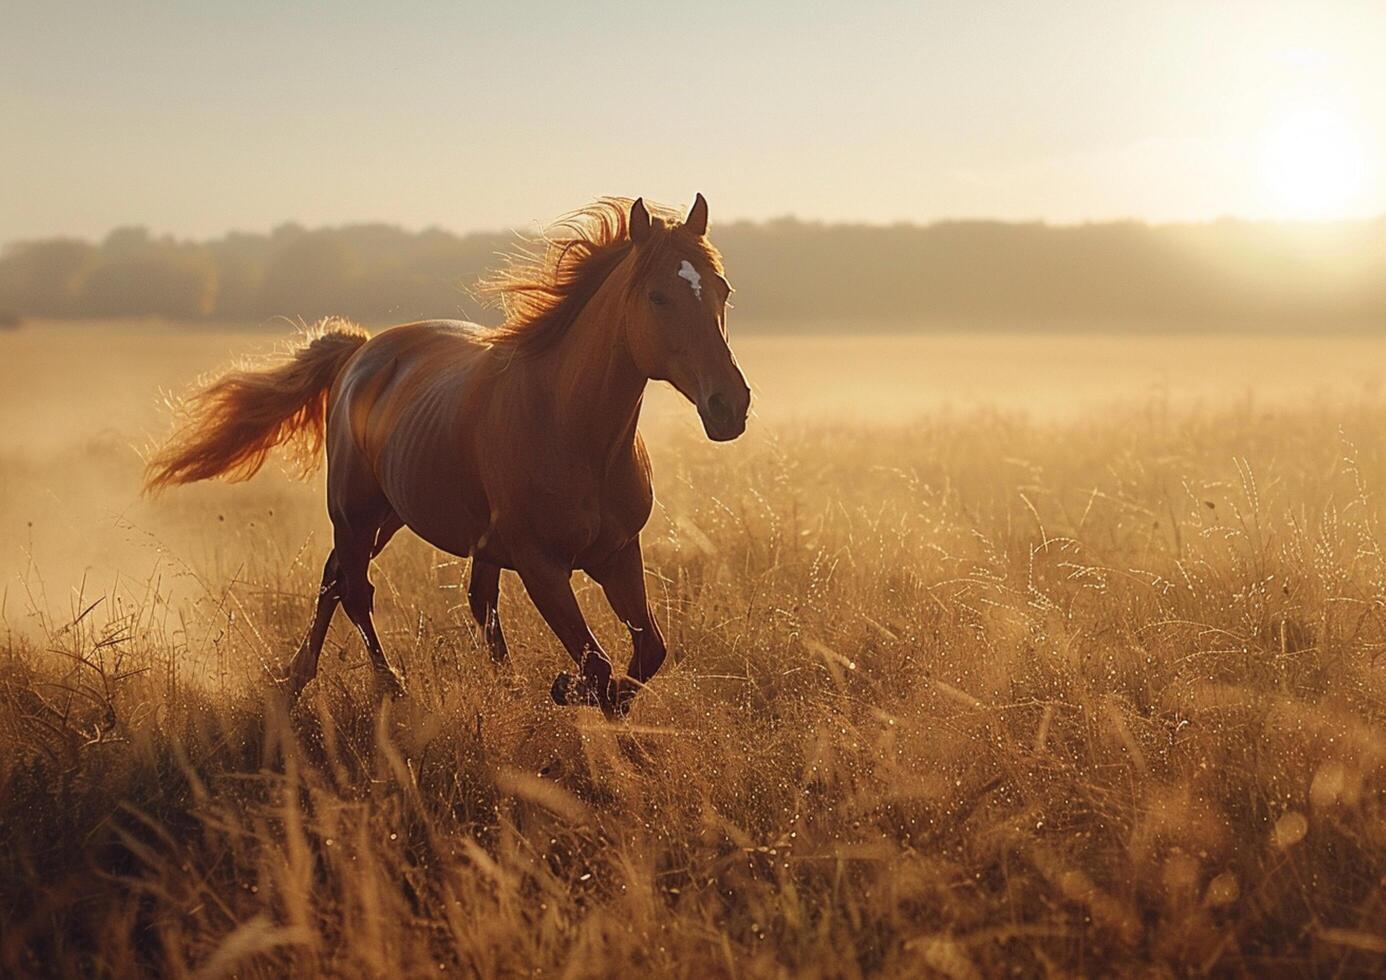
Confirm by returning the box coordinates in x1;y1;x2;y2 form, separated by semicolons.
477;197;723;357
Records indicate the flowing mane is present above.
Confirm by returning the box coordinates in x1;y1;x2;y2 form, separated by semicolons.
477;197;723;356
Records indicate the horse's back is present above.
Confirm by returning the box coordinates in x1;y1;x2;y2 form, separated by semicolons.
341;319;486;379
331;319;488;442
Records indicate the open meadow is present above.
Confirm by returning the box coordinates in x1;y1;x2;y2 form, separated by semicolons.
7;321;1386;976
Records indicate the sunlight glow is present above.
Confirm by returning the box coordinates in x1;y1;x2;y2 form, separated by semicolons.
1260;101;1366;219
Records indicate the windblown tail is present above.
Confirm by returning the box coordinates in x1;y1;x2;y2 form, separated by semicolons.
144;318;369;492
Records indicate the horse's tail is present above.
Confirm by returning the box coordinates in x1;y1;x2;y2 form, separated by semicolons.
144;318;370;492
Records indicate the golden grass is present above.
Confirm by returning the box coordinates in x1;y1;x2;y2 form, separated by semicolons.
5;326;1386;975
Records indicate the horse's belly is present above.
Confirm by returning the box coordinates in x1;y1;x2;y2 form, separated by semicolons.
380;461;488;559
373;392;488;559
391;484;485;558
405;513;488;561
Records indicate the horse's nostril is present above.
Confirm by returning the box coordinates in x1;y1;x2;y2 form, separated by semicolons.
706;392;732;424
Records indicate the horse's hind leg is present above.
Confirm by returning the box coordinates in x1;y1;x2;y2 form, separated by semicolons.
281;551;341;700
335;519;407;696
373;512;404;557
279;513;403;701
324;429;408;696
468;558;509;664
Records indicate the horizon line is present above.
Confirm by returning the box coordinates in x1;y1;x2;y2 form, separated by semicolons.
8;210;1386;251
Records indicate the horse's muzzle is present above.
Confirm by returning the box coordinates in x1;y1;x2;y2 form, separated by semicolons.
699;387;750;442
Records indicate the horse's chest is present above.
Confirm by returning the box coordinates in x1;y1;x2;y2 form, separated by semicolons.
492;450;652;568
515;482;636;559
585;465;655;565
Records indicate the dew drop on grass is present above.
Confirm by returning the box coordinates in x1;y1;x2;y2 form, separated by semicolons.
1206;872;1239;906
1273;810;1308;849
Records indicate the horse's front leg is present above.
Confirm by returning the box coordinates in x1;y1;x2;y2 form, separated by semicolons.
589;539;666;716
514;555;618;716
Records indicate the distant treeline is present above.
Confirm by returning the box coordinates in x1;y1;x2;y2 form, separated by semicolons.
3;217;1386;329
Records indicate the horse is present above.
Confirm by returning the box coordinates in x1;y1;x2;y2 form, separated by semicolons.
145;195;750;717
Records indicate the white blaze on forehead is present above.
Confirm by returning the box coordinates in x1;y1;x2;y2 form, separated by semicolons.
677;259;703;300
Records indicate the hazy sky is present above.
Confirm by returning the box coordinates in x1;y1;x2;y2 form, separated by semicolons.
4;0;1384;242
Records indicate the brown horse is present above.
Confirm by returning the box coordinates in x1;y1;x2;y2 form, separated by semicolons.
146;196;749;716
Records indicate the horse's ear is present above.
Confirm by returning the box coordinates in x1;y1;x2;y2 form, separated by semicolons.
684;193;708;237
630;198;652;243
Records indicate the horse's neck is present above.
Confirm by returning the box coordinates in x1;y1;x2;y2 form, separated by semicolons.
533;279;646;458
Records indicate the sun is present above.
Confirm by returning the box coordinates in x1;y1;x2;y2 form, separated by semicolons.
1260;101;1366;219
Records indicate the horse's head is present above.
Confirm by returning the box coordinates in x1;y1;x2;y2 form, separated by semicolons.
621;195;750;442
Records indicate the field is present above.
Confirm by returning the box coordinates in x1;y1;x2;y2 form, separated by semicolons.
6;320;1386;976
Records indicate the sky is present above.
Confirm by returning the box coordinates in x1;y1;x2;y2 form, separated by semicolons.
3;0;1384;243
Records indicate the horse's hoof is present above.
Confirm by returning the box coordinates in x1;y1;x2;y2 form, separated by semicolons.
551;672;598;707
270;664;310;703
551;672;576;705
614;678;640;717
375;666;407;698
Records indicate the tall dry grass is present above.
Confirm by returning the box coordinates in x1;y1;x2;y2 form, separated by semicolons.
5;386;1386;975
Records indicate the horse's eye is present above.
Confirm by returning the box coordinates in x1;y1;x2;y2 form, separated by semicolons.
649;291;669;308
